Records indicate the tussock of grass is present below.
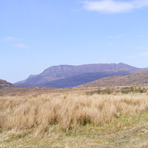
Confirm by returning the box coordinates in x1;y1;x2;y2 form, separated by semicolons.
0;93;148;136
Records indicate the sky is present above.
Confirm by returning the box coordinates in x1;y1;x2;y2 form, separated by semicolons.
0;0;148;83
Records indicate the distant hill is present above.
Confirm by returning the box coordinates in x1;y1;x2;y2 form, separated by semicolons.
0;79;14;88
15;63;144;88
78;71;148;87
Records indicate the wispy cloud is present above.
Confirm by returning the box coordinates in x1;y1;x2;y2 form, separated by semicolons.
83;0;148;13
15;43;30;48
126;55;138;59
139;46;148;50
140;52;148;57
126;51;148;60
108;34;125;39
4;36;19;42
138;34;145;38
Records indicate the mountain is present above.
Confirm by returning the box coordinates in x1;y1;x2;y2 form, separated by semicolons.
0;79;14;88
42;71;133;88
78;71;148;87
15;63;142;88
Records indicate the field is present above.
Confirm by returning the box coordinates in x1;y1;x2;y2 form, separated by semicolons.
0;87;148;148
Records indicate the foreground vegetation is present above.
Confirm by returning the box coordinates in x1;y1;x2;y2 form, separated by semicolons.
0;87;148;147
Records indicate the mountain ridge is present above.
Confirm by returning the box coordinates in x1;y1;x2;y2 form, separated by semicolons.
15;63;145;88
42;70;133;88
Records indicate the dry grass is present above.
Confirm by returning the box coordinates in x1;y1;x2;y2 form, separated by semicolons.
0;88;148;147
0;92;147;136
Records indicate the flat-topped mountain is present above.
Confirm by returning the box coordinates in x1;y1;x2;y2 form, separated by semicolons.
0;79;14;88
42;70;133;88
15;63;144;88
78;71;148;87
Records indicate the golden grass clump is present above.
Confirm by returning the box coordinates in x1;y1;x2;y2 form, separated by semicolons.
0;92;148;135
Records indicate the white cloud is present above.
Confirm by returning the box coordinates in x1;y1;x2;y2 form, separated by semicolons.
15;43;30;48
4;36;19;42
140;52;148;57
138;34;145;38
126;55;138;59
83;0;148;13
108;34;125;39
139;46;148;50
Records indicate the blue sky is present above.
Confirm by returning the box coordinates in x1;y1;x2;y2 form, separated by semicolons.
0;0;148;83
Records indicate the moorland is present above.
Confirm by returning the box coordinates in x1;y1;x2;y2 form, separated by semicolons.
0;86;148;148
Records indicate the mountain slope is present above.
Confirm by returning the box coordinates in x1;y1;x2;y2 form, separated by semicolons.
78;71;148;87
0;79;14;88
